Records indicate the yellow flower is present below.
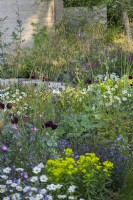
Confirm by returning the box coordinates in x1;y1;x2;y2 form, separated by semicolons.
64;148;74;156
103;161;114;169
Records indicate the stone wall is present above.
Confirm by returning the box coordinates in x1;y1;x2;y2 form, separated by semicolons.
0;0;107;46
0;0;54;45
64;5;107;27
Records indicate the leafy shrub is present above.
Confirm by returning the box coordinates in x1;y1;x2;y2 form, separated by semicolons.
46;148;114;199
57;136;132;191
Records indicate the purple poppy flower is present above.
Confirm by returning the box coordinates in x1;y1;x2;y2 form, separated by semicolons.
86;79;92;84
51;124;58;130
11;116;19;124
6;102;13;109
0;102;5;109
128;76;133;79
128;55;133;63
43;120;54;128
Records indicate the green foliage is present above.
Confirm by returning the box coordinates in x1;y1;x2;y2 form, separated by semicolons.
63;0;108;7
46;148;113;199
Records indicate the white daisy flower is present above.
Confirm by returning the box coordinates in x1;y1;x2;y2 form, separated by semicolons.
30;176;38;182
3;167;11;174
68;196;75;200
40;175;48;182
57;195;67;199
122;97;127;101
6;180;12;184
40;188;47;194
68;185;76;193
35;194;43;200
32;166;41;174
3;197;10;200
16;168;24;172
56;184;63;189
11;183;17;187
31;187;37;191
37;163;45;169
16;186;23;191
122;90;127;95
1;175;8;180
23;186;31;193
47;195;53;200
47;184;57;191
0;188;6;193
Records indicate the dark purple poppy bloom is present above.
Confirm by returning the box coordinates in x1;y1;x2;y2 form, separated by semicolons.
128;55;133;63
86;79;92;84
51;124;58;130
128;76;133;79
11;116;19;124
130;84;133;87
43;120;54;128
0;102;5;109
6;102;13;109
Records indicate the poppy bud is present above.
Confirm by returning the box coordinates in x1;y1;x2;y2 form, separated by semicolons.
51;124;58;130
0;102;5;110
42;77;48;82
11;116;19;124
86;79;92;84
128;76;132;80
6;103;13;109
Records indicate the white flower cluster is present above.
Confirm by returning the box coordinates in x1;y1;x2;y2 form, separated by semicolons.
96;72;120;82
0;165;84;200
0;87;28;115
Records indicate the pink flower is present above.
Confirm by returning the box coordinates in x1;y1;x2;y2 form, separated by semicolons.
23;172;28;179
2;145;8;151
12;124;18;129
31;127;38;132
90;62;95;68
82;63;86;69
